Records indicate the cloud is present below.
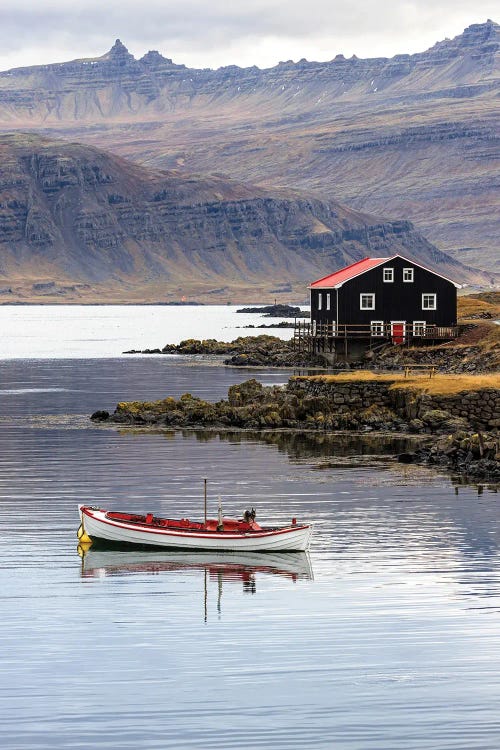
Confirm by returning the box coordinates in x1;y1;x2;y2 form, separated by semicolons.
0;0;497;70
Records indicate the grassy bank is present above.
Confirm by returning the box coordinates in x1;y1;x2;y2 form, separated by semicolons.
458;291;500;320
298;372;500;396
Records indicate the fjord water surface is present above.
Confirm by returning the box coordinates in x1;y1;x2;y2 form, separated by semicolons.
0;307;499;749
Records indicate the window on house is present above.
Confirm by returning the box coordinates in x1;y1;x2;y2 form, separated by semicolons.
422;293;436;310
383;268;394;282
360;293;375;310
326;293;331;311
371;321;384;337
318;292;322;310
413;321;426;336
403;268;414;282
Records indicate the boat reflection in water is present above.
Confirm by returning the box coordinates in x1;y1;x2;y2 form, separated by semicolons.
78;545;313;598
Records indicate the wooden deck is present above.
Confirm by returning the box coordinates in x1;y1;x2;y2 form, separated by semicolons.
293;321;460;353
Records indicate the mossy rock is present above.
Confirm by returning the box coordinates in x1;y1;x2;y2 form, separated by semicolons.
279;402;297;420
116;397;179;416
180;392;204;403
337;412;360;429
444;417;470;433
421;409;453;428
155;397;175;412
162;409;186;425
422;409;470;432
177;339;207;354
358;405;398;426
188;404;218;423
261;410;282;427
228;379;265;406
409;418;425;433
116;400;148;415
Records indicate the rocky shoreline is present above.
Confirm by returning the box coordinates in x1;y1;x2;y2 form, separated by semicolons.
401;432;500;481
367;339;499;374
125;335;326;367
124;326;499;372
92;375;500;480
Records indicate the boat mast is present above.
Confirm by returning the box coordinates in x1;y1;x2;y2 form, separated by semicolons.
217;497;224;532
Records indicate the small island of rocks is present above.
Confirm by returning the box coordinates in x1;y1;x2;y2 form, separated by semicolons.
92;373;500;480
235;304;309;318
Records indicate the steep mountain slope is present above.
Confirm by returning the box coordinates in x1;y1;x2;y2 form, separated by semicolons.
0;133;482;303
0;21;497;273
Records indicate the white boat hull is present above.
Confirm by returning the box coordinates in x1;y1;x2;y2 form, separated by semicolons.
79;506;313;552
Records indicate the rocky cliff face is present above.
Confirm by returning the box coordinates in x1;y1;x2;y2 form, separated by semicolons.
1;22;496;275
0;133;482;302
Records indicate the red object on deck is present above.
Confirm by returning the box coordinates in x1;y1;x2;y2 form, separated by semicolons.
105;511;262;532
392;323;405;345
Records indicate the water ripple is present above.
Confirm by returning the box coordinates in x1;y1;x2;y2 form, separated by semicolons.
0;358;499;749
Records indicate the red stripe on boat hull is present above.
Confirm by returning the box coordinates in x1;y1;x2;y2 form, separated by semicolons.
79;506;313;552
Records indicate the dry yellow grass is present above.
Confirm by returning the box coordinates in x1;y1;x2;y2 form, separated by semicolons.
300;372;407;384
299;371;499;396
476;324;500;351
458;292;500;320
395;374;500;396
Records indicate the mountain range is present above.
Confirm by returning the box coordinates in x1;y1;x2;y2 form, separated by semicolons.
2;132;481;303
0;21;498;301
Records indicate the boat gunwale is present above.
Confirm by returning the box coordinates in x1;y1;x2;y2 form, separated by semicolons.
81;506;311;540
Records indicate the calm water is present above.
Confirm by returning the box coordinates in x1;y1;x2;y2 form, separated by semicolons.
0;304;294;358
1;308;499;749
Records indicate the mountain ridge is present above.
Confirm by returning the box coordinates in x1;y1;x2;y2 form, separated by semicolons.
0;132;488;304
2;19;498;78
0;21;498;284
0;22;497;126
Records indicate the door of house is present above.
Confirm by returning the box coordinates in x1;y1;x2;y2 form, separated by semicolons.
391;321;406;345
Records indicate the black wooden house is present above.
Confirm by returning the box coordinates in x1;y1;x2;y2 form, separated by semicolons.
303;254;460;362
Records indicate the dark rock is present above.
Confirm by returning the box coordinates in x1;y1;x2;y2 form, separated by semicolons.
90;410;110;421
409;418;425;432
236;304;308;318
241;322;295;329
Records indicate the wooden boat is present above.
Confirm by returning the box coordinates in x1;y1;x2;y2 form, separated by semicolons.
78;504;313;552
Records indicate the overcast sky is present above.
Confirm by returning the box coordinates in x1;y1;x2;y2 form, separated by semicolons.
0;0;497;72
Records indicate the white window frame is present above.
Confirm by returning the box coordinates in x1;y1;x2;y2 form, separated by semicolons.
370;320;384;337
383;267;394;283
413;321;426;336
326;293;331;311
422;293;437;310
360;293;375;310
318;292;322;310
403;268;414;283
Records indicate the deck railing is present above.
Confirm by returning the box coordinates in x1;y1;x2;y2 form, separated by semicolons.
293;320;459;350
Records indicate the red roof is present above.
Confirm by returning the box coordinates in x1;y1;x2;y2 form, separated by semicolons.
310;257;388;288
